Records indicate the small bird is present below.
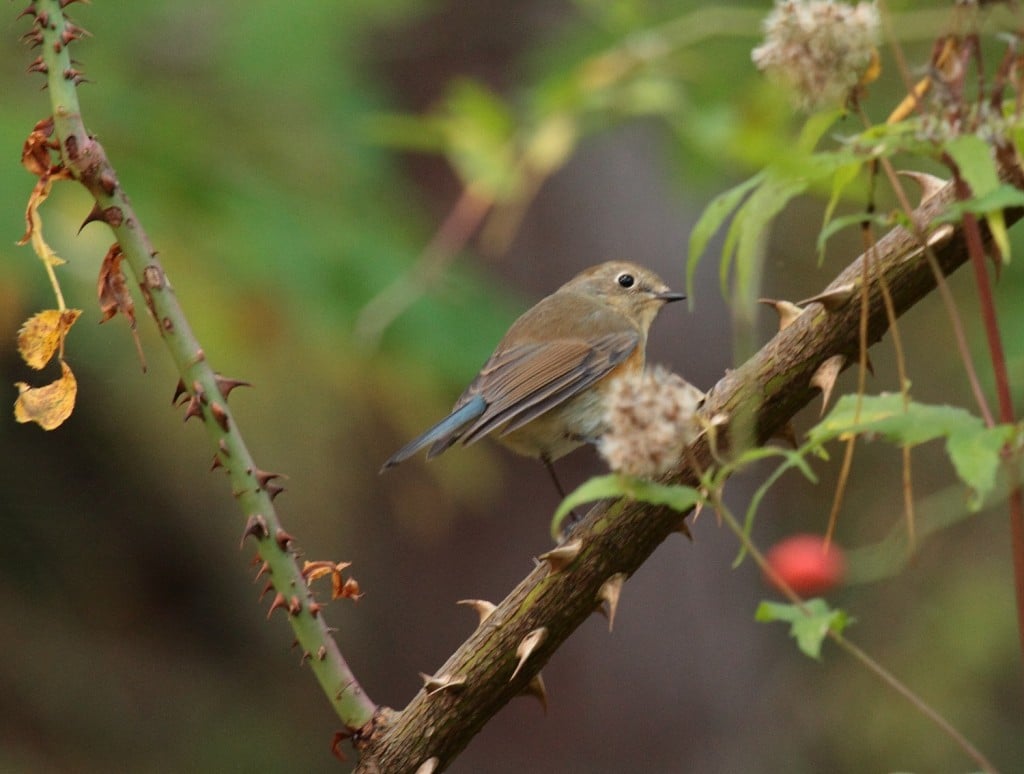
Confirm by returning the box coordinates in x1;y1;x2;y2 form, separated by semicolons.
380;261;684;491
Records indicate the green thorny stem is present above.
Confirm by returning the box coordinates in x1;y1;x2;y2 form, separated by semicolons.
22;0;378;738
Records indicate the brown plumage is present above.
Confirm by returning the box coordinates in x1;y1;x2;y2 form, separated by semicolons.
381;261;684;474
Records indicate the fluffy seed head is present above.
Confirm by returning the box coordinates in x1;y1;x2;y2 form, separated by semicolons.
599;366;703;478
751;0;880;112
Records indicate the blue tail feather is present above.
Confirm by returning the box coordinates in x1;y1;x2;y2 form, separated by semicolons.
380;395;487;472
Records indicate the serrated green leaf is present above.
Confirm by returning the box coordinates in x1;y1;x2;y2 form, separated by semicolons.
946;422;1015;509
723;175;808;302
755;598;853;659
622;478;702;513
808;394;1015;506
550;474;701;540
687;172;765;301
551;474;630;540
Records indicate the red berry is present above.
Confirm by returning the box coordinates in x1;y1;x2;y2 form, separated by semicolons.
764;534;846;596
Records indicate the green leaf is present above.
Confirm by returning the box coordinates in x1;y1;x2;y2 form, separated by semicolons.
734;447;819;568
550;474;701;540
722;174;808;303
934;183;1024;263
441;79;519;198
552;474;631;540
687;172;765;301
755;598;853;660
815;210;891;256
808;394;1016;507
817;161;865;264
946;134;999;199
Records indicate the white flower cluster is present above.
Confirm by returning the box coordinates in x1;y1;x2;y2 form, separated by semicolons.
599;365;704;478
752;0;881;112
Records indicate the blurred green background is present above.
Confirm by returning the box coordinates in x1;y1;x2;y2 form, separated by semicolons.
1;1;1022;772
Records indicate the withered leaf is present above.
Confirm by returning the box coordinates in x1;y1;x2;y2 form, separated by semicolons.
334;576;362;602
14;360;78;430
21;117;56;177
17;309;82;370
20;166;72;262
97;244;135;325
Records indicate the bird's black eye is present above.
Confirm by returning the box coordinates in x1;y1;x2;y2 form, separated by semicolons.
617;273;635;288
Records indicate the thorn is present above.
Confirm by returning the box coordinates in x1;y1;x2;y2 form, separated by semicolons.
799;283;856;311
308;601;322;618
330;731;351;762
509;627;547;682
239;513;269;548
77;203;103;233
810;354;846;416
414;758;440;774
676;518;693;540
16;6;36;21
214;375;251;399
299;651;311;665
537;539;583;573
898;170;948;206
60;23;90;46
267;592;288;619
275;528;294;551
520;672;548;713
183;395;203;423
218;438;230;457
457;599;497;626
255;469;286;500
209;401;230;431
210;454;223;471
758;298;804;331
597;573;627;632
26;56;47;75
60;0;91;7
254;561;271;581
21;29;44;48
259;581;274;603
419;672;467;697
191;380;206;402
288;596;302;615
171;380;188;407
927;223;955;249
316;645;327;660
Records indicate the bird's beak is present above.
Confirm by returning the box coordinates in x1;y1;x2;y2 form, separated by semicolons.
655;290;686;303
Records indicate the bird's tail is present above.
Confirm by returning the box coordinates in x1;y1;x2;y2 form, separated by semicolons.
379;395;487;473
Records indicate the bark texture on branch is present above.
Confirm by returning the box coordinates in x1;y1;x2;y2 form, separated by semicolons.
354;167;1024;773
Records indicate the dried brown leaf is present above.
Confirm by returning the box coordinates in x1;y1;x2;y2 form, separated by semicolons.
17;309;81;369
14;360;77;430
97;244;135;325
21;117;56;177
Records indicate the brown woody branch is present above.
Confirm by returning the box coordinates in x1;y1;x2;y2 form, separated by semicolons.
354;164;1024;771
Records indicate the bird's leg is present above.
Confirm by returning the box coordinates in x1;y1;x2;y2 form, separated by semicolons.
542;455;568;499
542;455;585;532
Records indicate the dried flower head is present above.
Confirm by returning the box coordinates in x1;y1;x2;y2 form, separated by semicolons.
599;365;704;478
751;0;881;112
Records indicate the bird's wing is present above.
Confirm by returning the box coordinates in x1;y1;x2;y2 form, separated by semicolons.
454;329;640;446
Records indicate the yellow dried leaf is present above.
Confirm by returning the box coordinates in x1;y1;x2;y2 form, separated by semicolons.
20;168;72;265
17;309;82;370
14;360;78;430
